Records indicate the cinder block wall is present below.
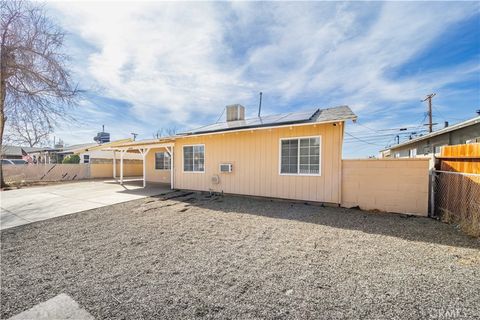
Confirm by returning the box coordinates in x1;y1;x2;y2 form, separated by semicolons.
341;159;430;216
91;162;143;178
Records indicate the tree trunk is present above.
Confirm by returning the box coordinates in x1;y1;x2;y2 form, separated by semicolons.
0;43;7;188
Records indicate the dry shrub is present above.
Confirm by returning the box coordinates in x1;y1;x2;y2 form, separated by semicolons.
440;208;480;238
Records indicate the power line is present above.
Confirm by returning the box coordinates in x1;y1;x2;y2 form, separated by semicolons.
344;131;385;146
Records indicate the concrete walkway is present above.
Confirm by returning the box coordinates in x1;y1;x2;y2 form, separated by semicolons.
8;294;94;320
0;180;171;230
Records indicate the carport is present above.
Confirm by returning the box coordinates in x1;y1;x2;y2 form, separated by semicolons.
98;139;175;188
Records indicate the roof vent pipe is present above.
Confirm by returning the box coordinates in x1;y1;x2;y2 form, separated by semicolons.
226;104;245;122
444;121;449;128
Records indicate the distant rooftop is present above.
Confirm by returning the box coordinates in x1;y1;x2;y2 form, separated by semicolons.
386;115;480;150
59;143;99;154
0;145;55;157
179;105;357;135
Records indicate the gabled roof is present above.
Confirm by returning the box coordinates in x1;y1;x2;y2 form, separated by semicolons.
61;139;136;154
0;145;55;157
60;143;99;153
387;115;480;150
179;105;357;135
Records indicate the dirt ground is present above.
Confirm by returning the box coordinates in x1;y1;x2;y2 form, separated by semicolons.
1;192;479;319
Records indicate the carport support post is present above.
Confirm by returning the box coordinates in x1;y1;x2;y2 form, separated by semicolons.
120;150;125;185
170;146;174;189
165;146;174;190
140;148;150;188
113;151;116;179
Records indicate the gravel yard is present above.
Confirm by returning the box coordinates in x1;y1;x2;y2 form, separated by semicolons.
1;192;479;319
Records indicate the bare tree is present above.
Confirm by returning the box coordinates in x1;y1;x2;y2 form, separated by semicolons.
0;1;79;185
4;112;51;147
153;127;178;139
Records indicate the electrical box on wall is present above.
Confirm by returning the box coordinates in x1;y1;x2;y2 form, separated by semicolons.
219;163;233;173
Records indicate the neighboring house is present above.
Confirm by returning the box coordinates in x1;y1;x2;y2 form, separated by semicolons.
58;140;142;163
0;145;58;163
380;115;480;159
1;139;142;164
94;104;358;205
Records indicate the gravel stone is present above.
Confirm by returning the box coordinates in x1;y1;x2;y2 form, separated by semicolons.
1;192;479;319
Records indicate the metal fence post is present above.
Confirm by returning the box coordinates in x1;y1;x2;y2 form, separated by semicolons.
430;170;436;218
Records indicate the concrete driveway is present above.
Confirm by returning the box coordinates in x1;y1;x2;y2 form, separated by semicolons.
0;180;171;230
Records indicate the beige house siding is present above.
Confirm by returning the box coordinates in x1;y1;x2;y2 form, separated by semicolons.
145;148;171;183
172;122;344;203
341;159;429;216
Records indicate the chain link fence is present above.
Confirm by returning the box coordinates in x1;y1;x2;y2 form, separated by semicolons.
432;170;480;237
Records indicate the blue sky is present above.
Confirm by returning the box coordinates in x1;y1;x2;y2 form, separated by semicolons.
46;1;480;158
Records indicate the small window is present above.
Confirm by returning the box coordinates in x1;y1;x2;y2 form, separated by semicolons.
434;145;445;155
423;145;431;155
409;148;417;158
83;155;90;164
155;152;171;170
394;152;400;158
183;145;204;172
280;137;321;175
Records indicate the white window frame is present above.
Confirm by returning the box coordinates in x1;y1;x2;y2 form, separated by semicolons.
434;144;446;155
83;154;90;164
278;136;322;176
182;144;205;173
154;152;171;170
409;148;417;158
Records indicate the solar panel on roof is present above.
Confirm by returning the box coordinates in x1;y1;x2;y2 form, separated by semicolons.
179;106;356;135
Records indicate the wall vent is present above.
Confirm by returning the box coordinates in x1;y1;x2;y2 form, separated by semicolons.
211;175;220;184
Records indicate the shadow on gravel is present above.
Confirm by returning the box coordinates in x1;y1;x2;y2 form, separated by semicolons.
162;192;480;250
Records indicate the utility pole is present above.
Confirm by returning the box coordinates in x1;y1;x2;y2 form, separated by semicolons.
422;93;436;133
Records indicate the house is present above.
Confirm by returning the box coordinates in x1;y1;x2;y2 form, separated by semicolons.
94;104;357;205
58;140;142;164
380;115;480;159
0;145;59;163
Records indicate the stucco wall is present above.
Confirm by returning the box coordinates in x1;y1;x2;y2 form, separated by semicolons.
172;122;344;203
341;159;429;216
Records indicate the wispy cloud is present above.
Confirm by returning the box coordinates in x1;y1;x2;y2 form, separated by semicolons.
46;1;479;156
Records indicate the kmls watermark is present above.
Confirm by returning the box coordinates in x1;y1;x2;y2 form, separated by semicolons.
422;306;472;319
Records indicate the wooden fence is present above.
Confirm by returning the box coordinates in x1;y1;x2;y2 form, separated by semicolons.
434;143;480;237
437;143;480;174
